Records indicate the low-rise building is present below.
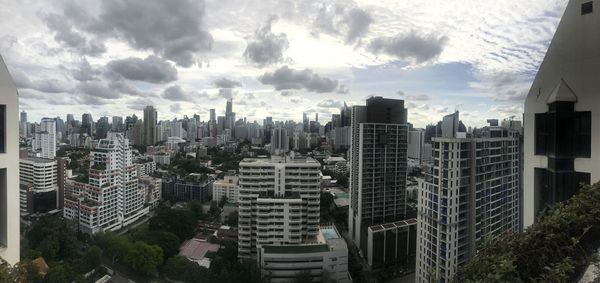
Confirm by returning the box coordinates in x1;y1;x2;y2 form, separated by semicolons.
139;176;161;209
259;226;350;283
213;175;240;203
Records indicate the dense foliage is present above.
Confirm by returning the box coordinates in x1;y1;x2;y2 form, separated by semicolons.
459;182;600;282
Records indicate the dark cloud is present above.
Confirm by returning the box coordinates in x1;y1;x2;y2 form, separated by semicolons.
76;81;121;99
71;59;102;82
214;78;242;88
45;0;213;67
106;55;178;83
369;31;448;63
313;5;372;44
244;15;289;67
258;66;339;93
218;88;235;99
161;85;188;101
41;7;106;56
317;99;343;108
280;90;293;96
9;68;70;93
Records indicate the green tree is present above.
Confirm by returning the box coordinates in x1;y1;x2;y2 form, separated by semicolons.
94;232;131;260
27;216;77;261
124;241;164;276
460;181;600;282
78;245;103;273
226;211;239;227
162;256;211;283
149;207;196;241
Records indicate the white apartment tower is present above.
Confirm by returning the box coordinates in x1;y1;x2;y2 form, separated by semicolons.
348;97;410;265
32;118;56;159
0;54;20;264
416;118;520;282
524;0;599;227
19;157;59;213
64;132;149;234
237;156;321;260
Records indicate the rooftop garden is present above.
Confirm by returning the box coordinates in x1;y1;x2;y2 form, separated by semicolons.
458;181;600;282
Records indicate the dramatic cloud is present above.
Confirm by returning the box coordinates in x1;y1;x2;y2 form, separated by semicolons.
42;13;106;56
106;55;178;84
214;78;242;88
258;66;340;93
244;15;289;67
9;68;70;93
44;0;213;67
369;31;448;63
313;5;373;44
71;59;102;82
161;85;188;101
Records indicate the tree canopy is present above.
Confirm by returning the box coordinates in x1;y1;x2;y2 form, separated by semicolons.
459;181;600;282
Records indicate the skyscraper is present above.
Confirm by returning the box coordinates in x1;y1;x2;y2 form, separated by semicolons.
0;53;20;264
143;106;157;146
415;117;520;282
302;112;309;132
112;116;123;132
523;0;596;227
20;111;26;123
270;126;289;155
348;97;410;266
81;113;94;136
210;109;216;122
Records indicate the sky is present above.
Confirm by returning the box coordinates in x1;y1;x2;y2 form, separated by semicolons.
0;0;568;128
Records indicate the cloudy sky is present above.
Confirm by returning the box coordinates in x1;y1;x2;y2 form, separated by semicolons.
1;0;568;127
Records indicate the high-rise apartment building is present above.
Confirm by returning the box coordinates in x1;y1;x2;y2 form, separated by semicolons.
143;106;157;146
32;118;57;159
238;156;321;260
112;116;123;132
523;0;598;227
0;54;20;264
348;97;410;267
416;117;520;282
19;157;59;214
64;133;149;234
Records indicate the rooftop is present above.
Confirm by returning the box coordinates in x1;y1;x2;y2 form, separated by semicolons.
262;244;329;254
20;157;57;164
240;155;319;164
179;238;220;260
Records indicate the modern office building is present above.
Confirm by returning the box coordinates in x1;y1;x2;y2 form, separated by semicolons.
348;97;410;267
19;157;59;214
143;106;157;146
237;156;321;260
408;129;427;164
0;54;20;264
259;226;351;283
212;175;240;203
64;133;149;234
416;117;520;282
523;0;598;227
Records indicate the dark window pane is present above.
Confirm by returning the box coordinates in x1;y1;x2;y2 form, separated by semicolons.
535;113;548;155
582;1;593;15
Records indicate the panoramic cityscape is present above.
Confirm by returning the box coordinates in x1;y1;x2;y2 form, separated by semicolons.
1;0;599;282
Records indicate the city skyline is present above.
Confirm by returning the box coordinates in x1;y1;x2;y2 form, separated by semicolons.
1;0;569;127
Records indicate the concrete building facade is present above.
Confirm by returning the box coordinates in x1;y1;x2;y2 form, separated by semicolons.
238;156;321;260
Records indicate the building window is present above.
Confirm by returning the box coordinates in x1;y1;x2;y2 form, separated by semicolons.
0;105;4;153
534;113;548;155
582;1;593;15
0;169;6;247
